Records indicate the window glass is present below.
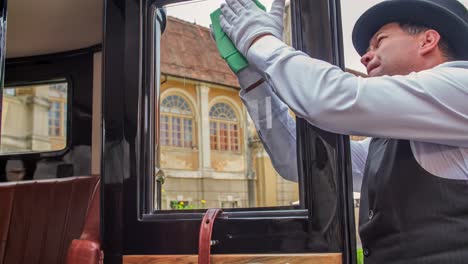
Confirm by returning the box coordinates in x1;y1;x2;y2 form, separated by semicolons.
1;81;68;155
156;0;299;210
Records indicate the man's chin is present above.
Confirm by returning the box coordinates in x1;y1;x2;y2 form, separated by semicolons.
368;68;384;77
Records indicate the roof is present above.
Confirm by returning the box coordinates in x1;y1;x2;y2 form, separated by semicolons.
160;16;240;88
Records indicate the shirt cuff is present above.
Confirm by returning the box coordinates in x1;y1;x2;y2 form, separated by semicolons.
237;67;263;88
239;80;274;102
246;35;288;72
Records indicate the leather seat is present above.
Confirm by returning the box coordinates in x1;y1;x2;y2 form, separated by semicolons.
0;176;100;264
66;177;102;264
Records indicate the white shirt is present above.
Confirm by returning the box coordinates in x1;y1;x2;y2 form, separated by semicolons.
240;35;468;192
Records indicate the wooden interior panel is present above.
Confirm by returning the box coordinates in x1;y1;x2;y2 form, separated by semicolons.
124;253;342;264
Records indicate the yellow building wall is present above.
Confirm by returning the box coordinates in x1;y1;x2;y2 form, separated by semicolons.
208;88;242;105
161;80;197;99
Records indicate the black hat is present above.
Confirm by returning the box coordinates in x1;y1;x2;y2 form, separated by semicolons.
352;0;468;60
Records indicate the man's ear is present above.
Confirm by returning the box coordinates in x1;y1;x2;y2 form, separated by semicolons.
419;29;441;56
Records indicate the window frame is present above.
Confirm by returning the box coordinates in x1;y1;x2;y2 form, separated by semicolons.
0;45;97;160
142;0;355;237
139;0;354;225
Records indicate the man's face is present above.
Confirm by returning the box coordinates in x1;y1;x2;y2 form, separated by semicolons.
361;22;422;77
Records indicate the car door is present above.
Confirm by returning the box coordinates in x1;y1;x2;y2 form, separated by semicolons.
100;0;356;263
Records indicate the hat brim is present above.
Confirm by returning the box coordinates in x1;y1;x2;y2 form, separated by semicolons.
352;0;468;60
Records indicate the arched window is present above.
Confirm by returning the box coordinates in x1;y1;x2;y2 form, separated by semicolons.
160;94;194;148
209;102;239;152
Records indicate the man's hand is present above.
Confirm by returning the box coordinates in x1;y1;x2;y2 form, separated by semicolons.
220;0;285;57
211;25;264;91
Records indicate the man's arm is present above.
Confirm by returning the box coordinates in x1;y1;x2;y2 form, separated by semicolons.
241;81;298;182
247;36;468;148
241;75;368;191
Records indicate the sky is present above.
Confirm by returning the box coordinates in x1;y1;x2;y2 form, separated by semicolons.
165;0;468;73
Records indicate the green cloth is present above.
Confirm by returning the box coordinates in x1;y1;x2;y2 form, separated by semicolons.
210;0;266;73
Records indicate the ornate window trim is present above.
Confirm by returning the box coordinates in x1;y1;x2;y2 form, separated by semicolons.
160;92;197;149
209;101;241;153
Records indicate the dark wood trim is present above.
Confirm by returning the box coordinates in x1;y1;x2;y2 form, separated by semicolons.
292;0;356;263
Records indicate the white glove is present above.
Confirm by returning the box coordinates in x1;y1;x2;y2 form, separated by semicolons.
220;0;285;57
211;24;263;90
237;65;263;89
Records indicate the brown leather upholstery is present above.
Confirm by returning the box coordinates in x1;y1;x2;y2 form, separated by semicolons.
0;183;15;264
66;177;103;264
0;176;99;264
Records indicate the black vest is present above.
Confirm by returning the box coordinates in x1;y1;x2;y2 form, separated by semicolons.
359;139;468;264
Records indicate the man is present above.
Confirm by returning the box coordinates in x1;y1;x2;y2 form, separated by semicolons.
217;0;468;263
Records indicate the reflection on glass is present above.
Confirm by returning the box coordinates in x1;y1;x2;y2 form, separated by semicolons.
1;81;68;154
156;0;298;210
